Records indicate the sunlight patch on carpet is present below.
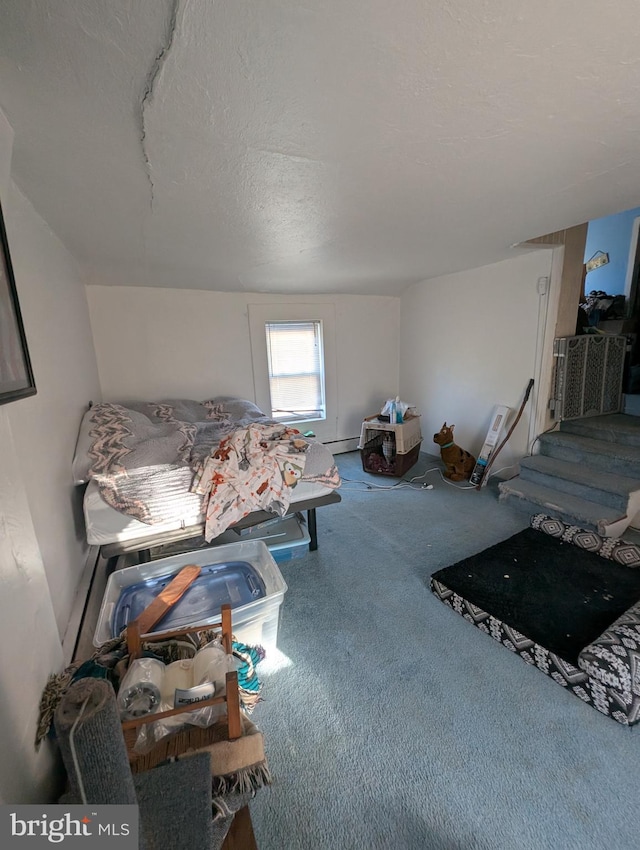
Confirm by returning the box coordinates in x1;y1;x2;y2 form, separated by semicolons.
258;646;293;676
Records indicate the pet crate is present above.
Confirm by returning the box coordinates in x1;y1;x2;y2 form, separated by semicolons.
358;413;422;455
360;431;422;477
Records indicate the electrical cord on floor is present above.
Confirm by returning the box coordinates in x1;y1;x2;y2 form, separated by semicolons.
340;465;450;490
436;474;477;490
485;463;520;481
340;474;435;491
343;410;558;495
342;460;522;492
342;465;479;492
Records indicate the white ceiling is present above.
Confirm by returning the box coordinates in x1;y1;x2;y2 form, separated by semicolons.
1;0;640;296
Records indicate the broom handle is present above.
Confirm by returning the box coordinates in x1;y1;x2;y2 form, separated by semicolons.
476;378;534;490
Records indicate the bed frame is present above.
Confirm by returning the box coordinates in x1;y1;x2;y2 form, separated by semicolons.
98;491;341;566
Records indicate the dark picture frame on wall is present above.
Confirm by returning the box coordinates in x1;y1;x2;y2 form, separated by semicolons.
0;197;36;404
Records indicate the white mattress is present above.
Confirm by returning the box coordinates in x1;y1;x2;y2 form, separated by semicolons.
83;478;334;546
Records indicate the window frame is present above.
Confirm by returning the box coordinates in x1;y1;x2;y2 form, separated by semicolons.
248;302;338;443
264;319;326;424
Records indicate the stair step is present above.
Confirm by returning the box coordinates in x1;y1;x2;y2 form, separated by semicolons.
498;478;624;533
623;396;640;417
560;414;640;448
519;455;640;511
538;432;640;479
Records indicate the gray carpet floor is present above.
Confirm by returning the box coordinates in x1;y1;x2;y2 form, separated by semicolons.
249;451;639;850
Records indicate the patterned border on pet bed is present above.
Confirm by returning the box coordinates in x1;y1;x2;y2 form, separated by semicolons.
429;514;640;726
530;514;640;567
429;578;639;726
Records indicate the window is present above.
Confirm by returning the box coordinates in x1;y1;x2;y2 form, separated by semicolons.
248;302;337;442
265;320;326;422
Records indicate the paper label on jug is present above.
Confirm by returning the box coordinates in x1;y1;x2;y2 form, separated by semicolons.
174;682;216;707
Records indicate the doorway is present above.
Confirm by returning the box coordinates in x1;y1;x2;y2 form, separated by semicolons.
580;207;640;409
621;218;640;397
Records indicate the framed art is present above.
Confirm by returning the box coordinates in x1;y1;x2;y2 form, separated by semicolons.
0;197;36;404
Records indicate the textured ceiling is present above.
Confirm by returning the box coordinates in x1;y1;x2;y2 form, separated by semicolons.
1;0;640;295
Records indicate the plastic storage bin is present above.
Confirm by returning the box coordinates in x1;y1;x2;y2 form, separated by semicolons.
94;539;287;650
111;560;266;636
213;514;310;564
120;515;311;568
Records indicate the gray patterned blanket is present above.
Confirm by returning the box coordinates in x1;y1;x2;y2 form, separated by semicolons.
74;396;340;526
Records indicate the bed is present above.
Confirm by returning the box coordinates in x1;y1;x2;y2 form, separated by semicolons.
430;514;640;726
73;396;341;562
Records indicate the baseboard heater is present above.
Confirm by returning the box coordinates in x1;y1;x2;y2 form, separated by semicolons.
61;545;101;666
323;436;360;454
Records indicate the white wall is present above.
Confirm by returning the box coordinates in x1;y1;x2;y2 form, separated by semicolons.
0;105;102;802
0;413;62;803
87;287;400;444
400;250;554;476
6;187;102;635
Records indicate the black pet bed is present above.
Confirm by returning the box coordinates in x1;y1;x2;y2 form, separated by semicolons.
430;515;640;725
431;526;640;666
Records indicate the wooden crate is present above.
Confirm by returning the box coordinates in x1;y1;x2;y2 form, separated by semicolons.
121;604;242;773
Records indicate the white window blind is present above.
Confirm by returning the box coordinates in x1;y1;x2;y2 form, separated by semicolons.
265;320;326;422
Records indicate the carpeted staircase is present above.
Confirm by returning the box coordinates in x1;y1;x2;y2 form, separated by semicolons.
499;413;640;537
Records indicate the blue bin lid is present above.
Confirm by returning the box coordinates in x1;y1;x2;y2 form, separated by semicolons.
111;560;266;637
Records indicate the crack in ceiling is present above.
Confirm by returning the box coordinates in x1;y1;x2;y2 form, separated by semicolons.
2;1;640;296
139;0;181;210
